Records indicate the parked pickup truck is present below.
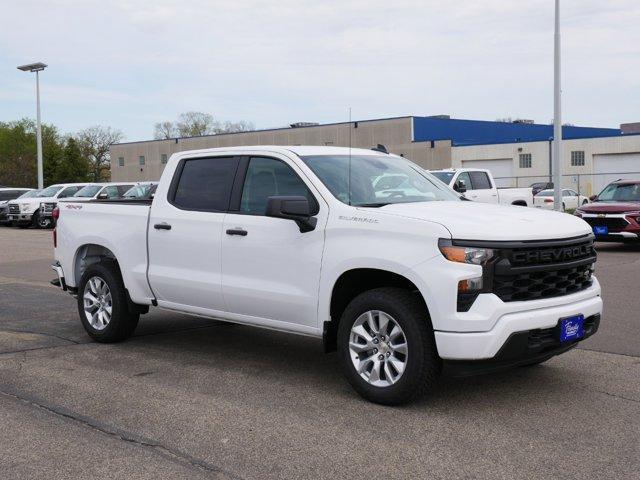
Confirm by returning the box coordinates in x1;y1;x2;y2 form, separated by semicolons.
8;183;90;228
431;168;534;206
51;146;602;405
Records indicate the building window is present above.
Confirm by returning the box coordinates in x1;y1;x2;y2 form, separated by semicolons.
519;153;532;168
118;157;124;167
161;154;168;164
571;151;585;167
139;155;145;166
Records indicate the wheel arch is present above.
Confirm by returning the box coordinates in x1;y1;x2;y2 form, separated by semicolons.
73;243;122;288
323;268;429;353
73;243;149;314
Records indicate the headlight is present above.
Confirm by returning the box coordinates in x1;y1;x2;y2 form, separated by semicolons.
438;239;494;265
20;203;33;212
574;210;583;218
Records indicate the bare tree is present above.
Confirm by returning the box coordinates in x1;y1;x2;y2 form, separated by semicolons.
215;120;255;134
76;126;124;181
154;121;177;139
176;111;216;137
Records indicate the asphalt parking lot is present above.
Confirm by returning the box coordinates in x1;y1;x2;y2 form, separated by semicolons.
1;228;638;480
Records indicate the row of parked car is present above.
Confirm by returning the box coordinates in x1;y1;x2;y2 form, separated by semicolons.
0;182;157;229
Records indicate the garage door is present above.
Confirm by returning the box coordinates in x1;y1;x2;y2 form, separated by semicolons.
461;158;514;187
593;153;640;194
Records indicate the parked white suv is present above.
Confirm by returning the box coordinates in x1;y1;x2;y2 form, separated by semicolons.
431;168;533;206
51;147;601;404
8;183;90;228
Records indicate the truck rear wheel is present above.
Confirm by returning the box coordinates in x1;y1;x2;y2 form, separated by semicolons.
337;287;441;405
77;261;139;343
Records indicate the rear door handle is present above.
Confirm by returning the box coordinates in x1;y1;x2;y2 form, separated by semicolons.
154;222;172;230
226;228;247;236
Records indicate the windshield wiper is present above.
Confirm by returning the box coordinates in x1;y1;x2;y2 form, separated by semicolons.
354;202;391;208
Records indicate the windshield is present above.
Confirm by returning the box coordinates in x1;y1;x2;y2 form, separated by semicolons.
300;155;460;206
74;185;102;197
18;190;40;199
37;185;62;197
597;183;640;202
431;171;455;185
123;184;155;198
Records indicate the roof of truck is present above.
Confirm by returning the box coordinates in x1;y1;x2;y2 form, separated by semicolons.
176;145;394;158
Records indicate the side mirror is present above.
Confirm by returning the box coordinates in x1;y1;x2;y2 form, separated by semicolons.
97;192;109;200
266;196;317;233
589;195;598;202
454;180;467;194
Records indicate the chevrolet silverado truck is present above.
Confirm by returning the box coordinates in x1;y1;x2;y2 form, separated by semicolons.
431;168;534;206
51;146;602;405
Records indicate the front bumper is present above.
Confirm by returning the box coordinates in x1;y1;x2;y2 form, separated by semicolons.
434;289;602;361
443;314;600;376
7;213;34;223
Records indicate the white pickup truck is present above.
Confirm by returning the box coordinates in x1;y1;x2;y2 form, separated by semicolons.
431;168;534;206
51;146;602;405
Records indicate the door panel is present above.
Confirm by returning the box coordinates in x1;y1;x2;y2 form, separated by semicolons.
147;156;239;311
221;156;326;328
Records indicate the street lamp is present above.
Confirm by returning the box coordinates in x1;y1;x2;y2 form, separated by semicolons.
17;62;48;189
552;1;562;211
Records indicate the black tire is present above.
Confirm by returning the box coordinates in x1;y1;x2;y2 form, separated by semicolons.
562;202;566;212
77;261;139;343
582;200;588;206
31;210;40;228
37;215;53;229
337;287;441;405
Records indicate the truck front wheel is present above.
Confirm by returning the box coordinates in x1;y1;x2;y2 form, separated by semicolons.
77;261;139;343
337;288;441;405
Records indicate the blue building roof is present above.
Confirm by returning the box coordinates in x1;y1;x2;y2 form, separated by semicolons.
412;116;621;146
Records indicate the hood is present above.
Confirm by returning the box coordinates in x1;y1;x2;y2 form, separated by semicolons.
372;201;591;241
578;202;640;214
10;196;56;205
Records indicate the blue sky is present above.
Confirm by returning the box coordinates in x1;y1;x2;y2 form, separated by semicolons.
1;0;639;142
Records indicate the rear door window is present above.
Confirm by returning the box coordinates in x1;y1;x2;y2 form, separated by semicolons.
171;157;239;211
469;172;492;190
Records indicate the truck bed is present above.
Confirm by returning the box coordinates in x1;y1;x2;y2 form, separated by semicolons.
55;201;154;303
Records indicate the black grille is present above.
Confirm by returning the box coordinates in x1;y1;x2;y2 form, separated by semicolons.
582;217;629;232
8;204;19;214
489;236;596;303
528;314;600;352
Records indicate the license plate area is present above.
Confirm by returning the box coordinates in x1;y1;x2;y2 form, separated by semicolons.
593;225;608;235
559;314;585;343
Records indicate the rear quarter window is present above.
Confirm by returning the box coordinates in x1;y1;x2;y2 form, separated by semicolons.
171;157;238;211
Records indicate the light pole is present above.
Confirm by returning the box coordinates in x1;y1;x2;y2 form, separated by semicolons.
552;1;562;211
17;62;47;189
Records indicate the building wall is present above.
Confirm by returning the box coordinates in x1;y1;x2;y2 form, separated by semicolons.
451;135;640;195
110;117;445;181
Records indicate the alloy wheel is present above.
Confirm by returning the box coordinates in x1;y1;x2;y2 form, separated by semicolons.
83;276;113;330
348;310;408;387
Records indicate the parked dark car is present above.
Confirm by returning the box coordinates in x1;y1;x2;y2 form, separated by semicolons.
530;181;554;196
575;180;640;242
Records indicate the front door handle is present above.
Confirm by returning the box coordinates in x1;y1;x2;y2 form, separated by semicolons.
154;222;172;230
226;228;247;236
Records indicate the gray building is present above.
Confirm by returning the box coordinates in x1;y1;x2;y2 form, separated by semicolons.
110;115;639;195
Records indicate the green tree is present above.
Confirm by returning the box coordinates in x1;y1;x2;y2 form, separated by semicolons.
51;137;90;184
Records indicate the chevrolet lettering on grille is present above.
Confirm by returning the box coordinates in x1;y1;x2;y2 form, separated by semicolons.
512;244;594;264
